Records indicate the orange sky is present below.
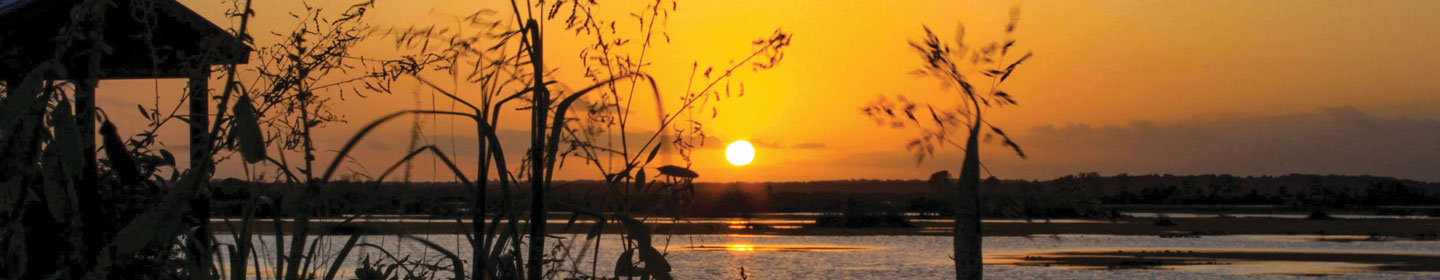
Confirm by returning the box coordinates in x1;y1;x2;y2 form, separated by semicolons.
88;0;1440;182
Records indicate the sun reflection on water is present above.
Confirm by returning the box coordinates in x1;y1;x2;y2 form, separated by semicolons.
727;244;756;252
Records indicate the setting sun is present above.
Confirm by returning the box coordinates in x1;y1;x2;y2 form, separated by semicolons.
726;140;756;166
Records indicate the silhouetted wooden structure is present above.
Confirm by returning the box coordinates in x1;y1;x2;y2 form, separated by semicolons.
2;1;246;277
0;0;249;175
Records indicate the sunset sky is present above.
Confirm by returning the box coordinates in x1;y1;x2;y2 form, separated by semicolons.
83;0;1440;182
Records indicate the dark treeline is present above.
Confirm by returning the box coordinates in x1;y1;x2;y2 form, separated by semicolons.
211;173;1440;219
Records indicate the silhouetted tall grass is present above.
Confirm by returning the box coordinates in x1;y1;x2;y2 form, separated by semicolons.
371;1;790;279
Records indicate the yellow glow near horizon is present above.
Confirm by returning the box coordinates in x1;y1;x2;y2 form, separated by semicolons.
726;140;755;166
154;0;1440;182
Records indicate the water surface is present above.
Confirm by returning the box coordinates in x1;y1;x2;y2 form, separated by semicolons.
215;233;1440;279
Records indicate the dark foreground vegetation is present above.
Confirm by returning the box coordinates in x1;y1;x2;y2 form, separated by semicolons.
2;0;790;279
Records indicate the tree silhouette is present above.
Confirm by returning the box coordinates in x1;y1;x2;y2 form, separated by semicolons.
862;8;1031;280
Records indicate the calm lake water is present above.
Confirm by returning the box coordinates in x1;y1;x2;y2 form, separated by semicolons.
215;232;1440;279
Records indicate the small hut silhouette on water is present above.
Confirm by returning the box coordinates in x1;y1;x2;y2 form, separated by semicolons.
0;0;249;179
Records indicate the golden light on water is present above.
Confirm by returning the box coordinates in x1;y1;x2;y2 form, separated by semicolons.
725;140;755;166
683;244;869;252
726;244;756;252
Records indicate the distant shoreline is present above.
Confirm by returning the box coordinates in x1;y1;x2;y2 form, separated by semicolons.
211;216;1440;239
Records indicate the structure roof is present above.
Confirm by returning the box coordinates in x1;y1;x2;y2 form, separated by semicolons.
0;0;249;79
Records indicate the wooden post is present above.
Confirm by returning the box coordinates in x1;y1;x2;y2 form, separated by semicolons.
186;67;213;280
71;76;107;271
74;78;97;193
189;68;211;171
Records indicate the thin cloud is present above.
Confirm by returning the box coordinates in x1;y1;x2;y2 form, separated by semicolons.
750;139;785;149
976;106;1440;182
791;142;829;149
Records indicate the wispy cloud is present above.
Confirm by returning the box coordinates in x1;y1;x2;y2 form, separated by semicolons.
791;142;828;149
975;107;1440;181
750;139;785;149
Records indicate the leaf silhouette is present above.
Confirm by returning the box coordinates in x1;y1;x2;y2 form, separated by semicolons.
232;95;267;163
645;143;663;164
49;97;84;175
990;126;1027;158
137;104;150;121
1000;52;1032;82
614;249;642;277
635;168;647;189
656;165;698;178
618;216;673;280
994;91;1017;105
100;120;141;186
